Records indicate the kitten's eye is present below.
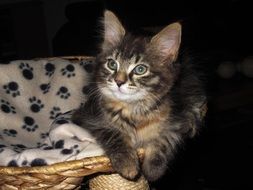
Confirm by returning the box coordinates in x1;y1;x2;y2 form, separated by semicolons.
133;65;148;75
107;59;118;71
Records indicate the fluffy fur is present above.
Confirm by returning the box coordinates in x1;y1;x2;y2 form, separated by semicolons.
71;10;206;181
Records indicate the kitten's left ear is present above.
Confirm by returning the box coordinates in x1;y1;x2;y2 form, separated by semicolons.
102;10;126;51
149;22;182;62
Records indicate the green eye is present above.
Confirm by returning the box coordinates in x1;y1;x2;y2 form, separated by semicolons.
134;65;148;75
107;59;118;71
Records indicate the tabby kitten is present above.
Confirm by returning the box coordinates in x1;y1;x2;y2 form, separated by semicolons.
72;10;206;181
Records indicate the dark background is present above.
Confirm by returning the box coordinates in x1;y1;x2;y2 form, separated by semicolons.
0;0;253;189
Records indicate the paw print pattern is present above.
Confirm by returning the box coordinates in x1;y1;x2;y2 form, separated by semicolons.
40;132;49;139
21;116;39;132
0;144;6;149
56;86;70;99
0;99;16;114
8;160;18;166
61;144;80;155
29;97;44;113
0;144;6;153
21;160;28;166
43;146;53;150
80;60;94;73
37;142;49;148
49;107;62;120
3;129;17;137
3;81;20;97
44;62;55;77
61;64;76;78
54;139;65;149
11;144;27;153
19;62;34;80
40;83;51;94
31;158;47;166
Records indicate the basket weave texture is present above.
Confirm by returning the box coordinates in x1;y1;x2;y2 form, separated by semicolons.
0;150;147;189
0;155;108;189
89;174;149;190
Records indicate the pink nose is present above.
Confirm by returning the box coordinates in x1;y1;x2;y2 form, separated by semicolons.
115;79;125;87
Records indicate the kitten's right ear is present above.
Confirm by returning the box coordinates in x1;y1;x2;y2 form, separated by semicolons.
149;22;182;63
102;10;125;51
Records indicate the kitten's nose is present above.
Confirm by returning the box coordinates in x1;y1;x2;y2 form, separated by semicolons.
114;72;127;87
115;79;125;87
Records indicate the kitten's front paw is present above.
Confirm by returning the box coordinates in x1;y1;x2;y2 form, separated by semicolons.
110;151;140;180
142;154;167;182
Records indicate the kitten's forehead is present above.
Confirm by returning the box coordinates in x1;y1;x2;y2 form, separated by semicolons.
115;35;147;62
111;50;143;66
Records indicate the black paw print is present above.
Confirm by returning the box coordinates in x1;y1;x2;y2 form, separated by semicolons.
11;144;27;153
54;139;65;149
21;160;28;166
29;97;44;113
0;145;6;148
37;142;49;148
8;160;18;167
56;86;70;99
49;106;62;120
61;64;76;78
43;146;53;150
3;129;17;137
40;132;49;139
3;81;21;97
19;62;34;80
80;60;94;73
40;83;51;94
21;116;39;132
31;158;47;166
61;144;80;155
0;144;6;154
44;62;55;77
0;99;16;114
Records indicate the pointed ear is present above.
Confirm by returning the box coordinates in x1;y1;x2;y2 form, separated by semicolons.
102;10;125;51
149;22;182;62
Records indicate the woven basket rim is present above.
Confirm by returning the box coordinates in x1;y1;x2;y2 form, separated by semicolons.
0;149;145;176
0;154;110;175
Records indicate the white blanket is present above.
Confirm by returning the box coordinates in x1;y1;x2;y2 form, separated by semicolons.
0;57;104;167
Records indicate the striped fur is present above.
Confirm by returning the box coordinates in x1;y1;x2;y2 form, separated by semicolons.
71;10;206;181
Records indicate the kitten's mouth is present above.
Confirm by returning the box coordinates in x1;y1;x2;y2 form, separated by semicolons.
101;84;144;102
116;87;131;94
112;87;133;96
110;87;139;101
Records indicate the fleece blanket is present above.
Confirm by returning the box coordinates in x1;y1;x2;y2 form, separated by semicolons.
0;57;104;167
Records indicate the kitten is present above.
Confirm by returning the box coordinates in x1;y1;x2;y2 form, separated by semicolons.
72;10;206;181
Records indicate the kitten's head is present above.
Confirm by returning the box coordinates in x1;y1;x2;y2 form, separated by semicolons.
96;10;181;103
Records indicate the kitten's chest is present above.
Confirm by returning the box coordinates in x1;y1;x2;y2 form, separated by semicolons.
103;100;169;142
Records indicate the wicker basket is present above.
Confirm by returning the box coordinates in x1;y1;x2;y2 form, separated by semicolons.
0;150;148;189
0;56;149;190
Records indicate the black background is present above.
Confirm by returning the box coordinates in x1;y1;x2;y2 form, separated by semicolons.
1;0;253;189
